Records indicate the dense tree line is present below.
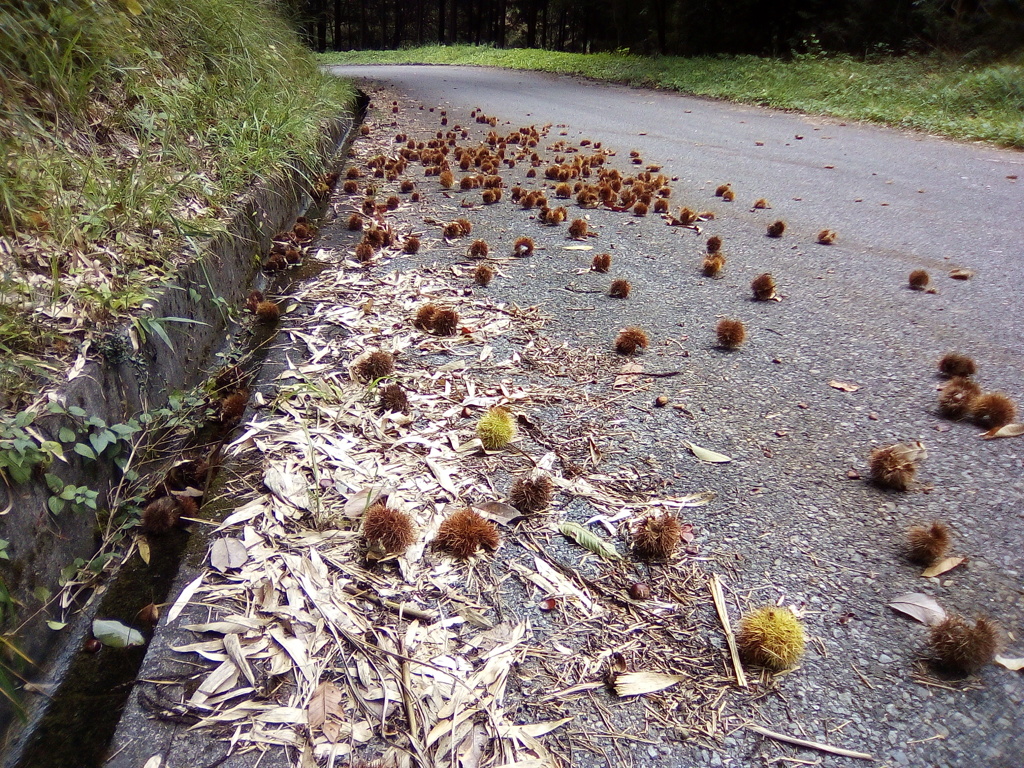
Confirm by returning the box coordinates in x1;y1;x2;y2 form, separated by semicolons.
284;0;1024;57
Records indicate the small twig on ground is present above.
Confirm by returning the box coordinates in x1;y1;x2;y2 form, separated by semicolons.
710;575;748;688
342;585;436;621
746;724;875;761
851;663;874;690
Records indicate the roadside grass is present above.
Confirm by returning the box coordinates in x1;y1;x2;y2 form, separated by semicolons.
320;45;1024;149
0;0;354;405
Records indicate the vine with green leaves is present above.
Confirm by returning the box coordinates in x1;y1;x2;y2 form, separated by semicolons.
0;386;212;710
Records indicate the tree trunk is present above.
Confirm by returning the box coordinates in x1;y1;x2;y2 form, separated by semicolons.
654;0;667;54
438;0;445;43
332;0;342;50
393;0;404;47
364;0;372;48
525;0;537;47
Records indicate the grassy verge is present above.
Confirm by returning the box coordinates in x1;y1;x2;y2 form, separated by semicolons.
320;45;1024;149
0;0;354;408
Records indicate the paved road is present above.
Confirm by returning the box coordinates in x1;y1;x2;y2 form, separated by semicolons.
334;64;1024;766
329;64;1023;340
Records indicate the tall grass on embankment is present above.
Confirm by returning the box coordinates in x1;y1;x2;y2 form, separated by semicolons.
0;0;353;405
321;45;1024;150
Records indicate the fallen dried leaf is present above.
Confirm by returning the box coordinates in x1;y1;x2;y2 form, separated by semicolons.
210;538;248;572
949;269;974;280
92;619;145;648
982;423;1024;439
888;592;946;626
342;487;386;518
829;380;860;392
308;681;344;732
475;501;523;526
684;441;732;463
995;654;1024;671
223;633;256;686
167;574;204;624
921;556;965;578
613;671;686;697
558;521;621;560
264;466;310;511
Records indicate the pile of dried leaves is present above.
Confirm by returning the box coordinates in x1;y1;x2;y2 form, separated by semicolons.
152;234;733;765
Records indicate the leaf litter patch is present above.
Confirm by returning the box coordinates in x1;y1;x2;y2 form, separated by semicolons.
141;219;733;764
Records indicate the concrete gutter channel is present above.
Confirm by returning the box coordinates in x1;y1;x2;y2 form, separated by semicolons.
0;99;363;766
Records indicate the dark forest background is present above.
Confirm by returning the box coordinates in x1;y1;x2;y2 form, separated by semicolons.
285;0;1024;58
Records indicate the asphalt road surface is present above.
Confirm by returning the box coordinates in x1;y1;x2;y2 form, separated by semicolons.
330;64;1024;767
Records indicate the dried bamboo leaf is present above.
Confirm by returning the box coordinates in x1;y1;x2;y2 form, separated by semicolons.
194;659;240;698
475;501;523;526
264;465;310;510
497;716;574;738
426;458;460;496
613;671;686;697
343;486;387;518
166;574;204;624
223;633;256;687
684;441;732;463
214;497;268;531
995;654;1024;671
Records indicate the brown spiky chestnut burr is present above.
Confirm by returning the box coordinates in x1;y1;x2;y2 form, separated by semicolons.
355;351;394;381
632;513;683;559
514;236;535;256
938;353;976;378
474;263;494;286
716;318;746;348
869;441;926;491
509;475;554;513
435;508;500;559
609;279;631;299
431;308;459;336
363;503;415;555
906;522;951;566
928;614;999;676
937;377;980;419
615;327;649;355
972;392;1017;429
379;384;409;413
751;273;776;300
909;269;930;290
